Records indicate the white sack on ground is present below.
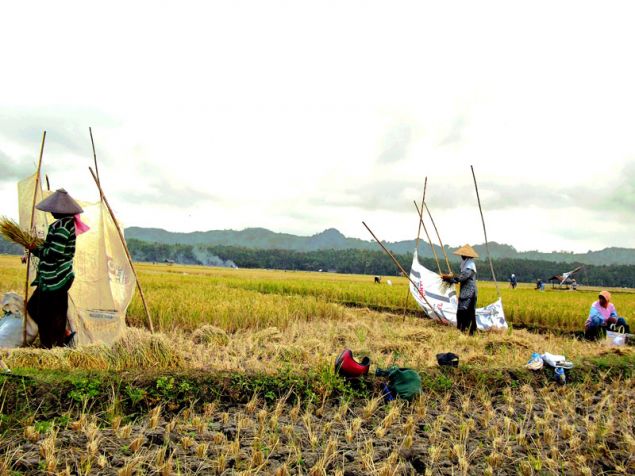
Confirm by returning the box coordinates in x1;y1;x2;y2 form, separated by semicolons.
0;292;37;348
409;251;508;331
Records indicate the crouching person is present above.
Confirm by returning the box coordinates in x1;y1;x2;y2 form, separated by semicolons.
584;290;629;340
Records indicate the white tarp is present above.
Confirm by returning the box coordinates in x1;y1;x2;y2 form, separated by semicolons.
409;250;508;331
17;174;52;281
15;173;135;346
67;200;135;346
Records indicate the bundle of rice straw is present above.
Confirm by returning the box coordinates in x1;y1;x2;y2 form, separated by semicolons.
0;217;43;249
440;273;455;292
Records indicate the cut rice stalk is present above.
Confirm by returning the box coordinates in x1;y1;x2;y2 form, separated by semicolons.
0;217;43;249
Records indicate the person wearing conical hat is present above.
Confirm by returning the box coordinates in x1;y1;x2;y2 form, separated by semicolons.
442;244;479;335
25;189;88;348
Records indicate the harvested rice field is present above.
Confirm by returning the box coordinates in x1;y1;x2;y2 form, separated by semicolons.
0;254;634;475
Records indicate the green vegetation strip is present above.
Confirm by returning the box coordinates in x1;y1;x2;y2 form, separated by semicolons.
1;352;632;431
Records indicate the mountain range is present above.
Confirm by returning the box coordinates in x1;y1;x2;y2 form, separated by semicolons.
125;227;635;266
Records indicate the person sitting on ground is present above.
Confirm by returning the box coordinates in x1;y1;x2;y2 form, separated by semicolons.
584;290;630;340
442;244;479;336
26;189;86;348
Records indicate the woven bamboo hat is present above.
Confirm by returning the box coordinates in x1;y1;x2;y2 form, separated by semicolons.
453;244;479;258
35;189;83;215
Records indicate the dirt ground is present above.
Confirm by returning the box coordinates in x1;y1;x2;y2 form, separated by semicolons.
2;375;634;475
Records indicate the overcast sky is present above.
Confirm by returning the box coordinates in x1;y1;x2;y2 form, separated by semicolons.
1;1;634;253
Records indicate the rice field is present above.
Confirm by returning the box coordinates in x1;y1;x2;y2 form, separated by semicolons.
1;254;634;474
133;262;635;334
2;255;634;335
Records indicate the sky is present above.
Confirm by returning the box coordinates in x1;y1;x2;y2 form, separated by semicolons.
1;1;634;253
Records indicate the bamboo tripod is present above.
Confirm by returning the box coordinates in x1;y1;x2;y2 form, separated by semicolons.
424;203;453;274
88;128;154;332
22;131;46;346
88;167;155;333
413;201;442;274
471;165;500;297
362;221;444;321
402;178;428;318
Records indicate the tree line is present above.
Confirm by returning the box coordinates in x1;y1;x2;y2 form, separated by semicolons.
125;240;635;288
4;235;633;287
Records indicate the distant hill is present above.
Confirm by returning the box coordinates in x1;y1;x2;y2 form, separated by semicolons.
125;227;635;266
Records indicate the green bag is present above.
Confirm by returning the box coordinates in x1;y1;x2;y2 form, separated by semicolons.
376;366;421;400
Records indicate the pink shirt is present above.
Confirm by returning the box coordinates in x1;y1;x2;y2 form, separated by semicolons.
592;301;616;320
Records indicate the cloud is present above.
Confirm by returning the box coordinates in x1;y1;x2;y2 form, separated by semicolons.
0;108;118;157
0;149;35;183
377;123;413;163
439;115;468;146
117;166;219;208
599;161;635;214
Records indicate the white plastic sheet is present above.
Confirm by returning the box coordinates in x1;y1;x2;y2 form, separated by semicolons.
409;251;508;331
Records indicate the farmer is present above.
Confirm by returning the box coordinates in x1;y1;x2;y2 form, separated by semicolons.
442;244;479;335
26;189;87;348
509;273;518;289
584;290;630;340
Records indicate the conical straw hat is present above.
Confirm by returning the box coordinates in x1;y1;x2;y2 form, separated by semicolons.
35;189;83;215
453;244;479;258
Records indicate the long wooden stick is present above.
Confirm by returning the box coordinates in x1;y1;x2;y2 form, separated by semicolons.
414;177;427;253
362;221;444;321
89;127;103;200
470;165;500;297
414;201;443;275
424;202;453;274
22;131;46;346
406;177;428;319
45;174;51;191
89;167;154;333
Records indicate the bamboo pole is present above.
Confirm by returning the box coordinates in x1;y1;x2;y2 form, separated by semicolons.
362;221;444;321
89;127;103;200
424;202;453;274
414;201;443;275
470;165;500;298
22;131;46;346
89;167;154;333
414;177;427;253
45;174;50;191
405;177;428;319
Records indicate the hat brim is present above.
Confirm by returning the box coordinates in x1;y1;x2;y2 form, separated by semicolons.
35;189;83;215
453;245;479;258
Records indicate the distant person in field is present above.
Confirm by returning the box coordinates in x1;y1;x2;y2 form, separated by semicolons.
442;244;479;335
26;189;88;348
584;290;630;340
535;278;544;291
509;273;517;289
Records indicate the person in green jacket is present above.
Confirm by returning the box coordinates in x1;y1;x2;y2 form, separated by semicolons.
26;189;84;348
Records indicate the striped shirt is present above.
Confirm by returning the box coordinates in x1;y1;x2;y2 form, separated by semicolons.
31;216;76;292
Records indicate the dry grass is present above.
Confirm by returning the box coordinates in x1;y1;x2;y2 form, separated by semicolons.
0;377;633;475
1;256;634;474
2;308;627;374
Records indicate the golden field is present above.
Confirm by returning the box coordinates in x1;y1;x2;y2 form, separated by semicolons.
1;254;634;475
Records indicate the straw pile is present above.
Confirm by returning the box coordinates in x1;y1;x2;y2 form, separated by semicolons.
0;217;43;249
